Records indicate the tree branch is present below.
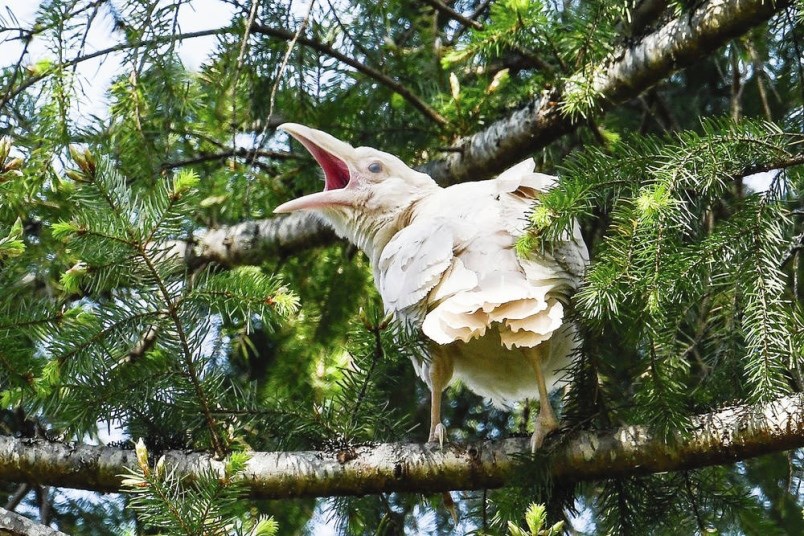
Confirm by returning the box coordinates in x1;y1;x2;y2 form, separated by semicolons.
160;148;295;171
248;24;447;126
177;152;804;264
1;394;804;499
185;0;791;265
0;507;68;536
419;0;483;30
180;213;340;268
422;0;791;184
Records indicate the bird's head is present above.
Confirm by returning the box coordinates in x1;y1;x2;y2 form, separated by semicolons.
274;123;438;255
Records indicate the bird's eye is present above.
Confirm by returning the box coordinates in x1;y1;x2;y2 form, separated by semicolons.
368;162;382;174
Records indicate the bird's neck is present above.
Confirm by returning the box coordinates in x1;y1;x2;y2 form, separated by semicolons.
323;191;434;265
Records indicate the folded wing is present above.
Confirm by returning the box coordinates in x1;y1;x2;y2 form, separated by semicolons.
377;158;589;349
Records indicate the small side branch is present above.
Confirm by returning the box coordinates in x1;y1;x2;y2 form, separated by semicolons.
419;0;483;30
160;148;295;171
249;24;447;125
1;394;803;499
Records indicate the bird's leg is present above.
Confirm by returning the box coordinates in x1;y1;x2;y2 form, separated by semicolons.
427;348;454;447
524;344;559;453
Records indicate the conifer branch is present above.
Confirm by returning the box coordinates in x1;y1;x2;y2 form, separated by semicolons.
0;28;230;111
419;0;483;30
176;0;793;265
160;148;295;171
421;0;791;184
2;393;804;499
179;213;340;268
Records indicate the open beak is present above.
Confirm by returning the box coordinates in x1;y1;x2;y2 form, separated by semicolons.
274;123;357;213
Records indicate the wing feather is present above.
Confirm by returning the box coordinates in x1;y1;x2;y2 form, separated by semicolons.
377;159;587;350
377;221;454;312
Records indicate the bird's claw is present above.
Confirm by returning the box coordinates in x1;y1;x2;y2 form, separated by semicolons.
530;418;558;453
429;423;447;449
530;429;546;453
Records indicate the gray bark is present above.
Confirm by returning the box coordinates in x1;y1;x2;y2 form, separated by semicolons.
0;508;68;536
183;153;804;265
179;212;339;267
1;394;803;499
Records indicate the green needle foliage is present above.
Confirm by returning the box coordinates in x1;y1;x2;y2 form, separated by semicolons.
122;439;278;536
0;0;803;533
522;119;802;438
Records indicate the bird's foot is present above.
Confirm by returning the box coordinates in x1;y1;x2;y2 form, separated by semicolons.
530;417;558;453
428;423;447;448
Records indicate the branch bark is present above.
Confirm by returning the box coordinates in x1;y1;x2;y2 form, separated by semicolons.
181;212;339;267
1;24;446;125
2;394;804;499
422;0;791;185
419;0;483;30
0;507;68;536
0;28;230;111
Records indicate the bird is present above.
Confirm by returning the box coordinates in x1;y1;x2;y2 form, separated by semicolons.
274;124;588;452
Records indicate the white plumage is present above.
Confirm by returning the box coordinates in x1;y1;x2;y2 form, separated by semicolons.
274;124;589;451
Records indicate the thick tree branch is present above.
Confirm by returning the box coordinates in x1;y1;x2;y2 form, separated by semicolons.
180;152;804;264
180;213;340;267
422;0;791;184
1;394;804;499
181;0;791;265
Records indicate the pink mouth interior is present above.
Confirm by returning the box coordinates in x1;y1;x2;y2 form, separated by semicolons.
297;137;350;191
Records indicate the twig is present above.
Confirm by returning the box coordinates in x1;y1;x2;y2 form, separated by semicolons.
0;28;231;111
4;483;30;511
231;0;262;152
250;23;447;125
349;322;385;430
268;0;315;122
781;232;804;268
161;148;295;171
746;39;773;121
126;325;159;363
451;0;492;41
419;0;482;30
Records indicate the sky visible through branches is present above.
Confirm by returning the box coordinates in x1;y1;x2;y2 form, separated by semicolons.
1;0;232;122
1;0;799;532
